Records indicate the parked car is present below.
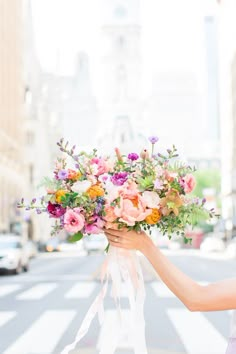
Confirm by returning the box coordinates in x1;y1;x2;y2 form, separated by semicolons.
0;235;29;274
24;240;38;259
45;237;61;252
83;233;107;254
200;236;225;253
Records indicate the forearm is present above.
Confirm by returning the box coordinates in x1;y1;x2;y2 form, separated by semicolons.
142;237;202;310
141;236;236;311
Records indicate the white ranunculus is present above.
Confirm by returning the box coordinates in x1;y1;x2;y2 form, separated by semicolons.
71;180;92;194
142;191;160;208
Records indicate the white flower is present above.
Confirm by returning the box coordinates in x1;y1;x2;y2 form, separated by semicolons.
90;163;99;175
142;191;160;208
71;180;92;194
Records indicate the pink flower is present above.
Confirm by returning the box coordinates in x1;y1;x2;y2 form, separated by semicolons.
183;174;196;194
90;158;110;176
64;209;85;233
85;217;105;234
114;196;151;226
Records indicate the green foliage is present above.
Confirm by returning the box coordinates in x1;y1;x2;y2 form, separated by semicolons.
38;177;62;190
193;169;221;198
61;192;78;208
68;232;83;243
137;175;154;191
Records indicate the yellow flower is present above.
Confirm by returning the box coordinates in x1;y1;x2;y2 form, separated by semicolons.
55;190;67;204
87;185;105;199
145;208;161;224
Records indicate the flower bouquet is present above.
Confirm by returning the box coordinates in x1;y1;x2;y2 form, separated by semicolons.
18;136;216;354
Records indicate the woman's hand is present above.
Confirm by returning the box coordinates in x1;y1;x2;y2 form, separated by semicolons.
104;228;152;252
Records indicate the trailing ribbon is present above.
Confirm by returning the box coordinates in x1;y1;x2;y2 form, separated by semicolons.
61;245;147;354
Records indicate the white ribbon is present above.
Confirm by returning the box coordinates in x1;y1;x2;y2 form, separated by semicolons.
60;245;147;354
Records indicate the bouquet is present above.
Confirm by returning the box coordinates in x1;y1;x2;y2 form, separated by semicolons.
18;136;217;354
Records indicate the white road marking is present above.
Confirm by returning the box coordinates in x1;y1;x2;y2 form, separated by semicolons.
151;281;210;299
0;312;16;327
97;310;132;351
16;283;57;300
151;282;175;298
0;284;22;298
167;308;227;354
3;310;76;354
65;282;96;299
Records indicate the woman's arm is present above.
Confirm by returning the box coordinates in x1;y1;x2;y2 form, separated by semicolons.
105;229;236;312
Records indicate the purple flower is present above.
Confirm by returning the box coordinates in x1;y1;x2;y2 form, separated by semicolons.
202;198;206;205
111;172;128;186
128;153;139;161
58;169;68;180
148;136;159;144
47;202;66;218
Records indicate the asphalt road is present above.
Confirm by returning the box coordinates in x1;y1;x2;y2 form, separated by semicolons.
0;248;235;354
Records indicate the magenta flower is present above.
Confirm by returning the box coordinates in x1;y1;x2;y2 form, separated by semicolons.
85;217;105;234
57;169;68;180
47;202;66;218
148;136;159;144
111;172;128;186
128;153;139;161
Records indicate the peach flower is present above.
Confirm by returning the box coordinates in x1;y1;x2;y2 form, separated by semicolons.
114;196;151;226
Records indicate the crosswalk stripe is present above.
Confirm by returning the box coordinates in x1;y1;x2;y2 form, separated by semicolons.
151;282;175;298
151;281;210;299
167;308;227;354
16;283;57;300
0;284;22;298
3;310;76;354
0;312;16;327
97;310;132;351
64;282;96;299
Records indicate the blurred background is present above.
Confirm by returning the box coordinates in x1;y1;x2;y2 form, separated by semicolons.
0;0;236;353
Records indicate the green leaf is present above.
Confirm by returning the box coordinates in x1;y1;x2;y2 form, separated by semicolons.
68;232;83;243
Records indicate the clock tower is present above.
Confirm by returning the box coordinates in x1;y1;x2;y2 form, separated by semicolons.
98;0;145;152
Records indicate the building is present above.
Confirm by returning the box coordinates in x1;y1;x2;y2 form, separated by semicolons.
0;0;27;234
217;0;236;235
97;0;147;153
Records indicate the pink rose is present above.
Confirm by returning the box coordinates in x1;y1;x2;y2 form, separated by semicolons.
182;174;196;194
90;158;110;176
64;209;85;233
114;196;151;226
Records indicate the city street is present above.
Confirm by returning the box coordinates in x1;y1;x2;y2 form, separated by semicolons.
0;248;235;354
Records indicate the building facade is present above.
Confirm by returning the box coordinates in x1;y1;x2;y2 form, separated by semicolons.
0;0;27;234
97;0;147;153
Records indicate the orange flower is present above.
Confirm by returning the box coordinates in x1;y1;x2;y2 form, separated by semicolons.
87;185;105;199
145;208;161;224
160;189;183;216
68;169;81;181
55;190;67;204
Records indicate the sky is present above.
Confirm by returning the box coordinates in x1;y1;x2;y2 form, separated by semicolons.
31;0;219;96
